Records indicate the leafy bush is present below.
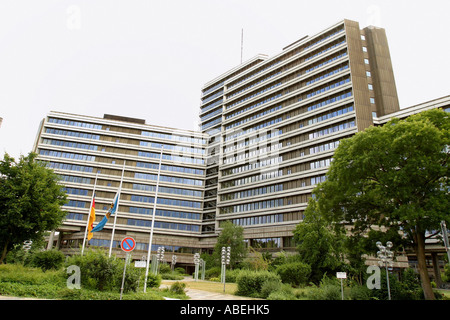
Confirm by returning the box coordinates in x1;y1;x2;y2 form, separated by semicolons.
348;284;372;300
235;270;281;298
29;249;65;271
169;281;186;295
144;272;162;289
205;266;221;279
275;262;311;286
260;279;282;299
305;276;342;300
267;284;297;300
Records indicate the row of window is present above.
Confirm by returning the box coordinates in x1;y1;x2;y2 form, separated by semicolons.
223;143;281;165
132;183;203;198
200;107;222;122
220;198;284;214
306;91;353;112
308;120;356;140
64;200;86;208
127;219;200;232
201;117;222;130
305;51;348;74
45;128;100;140
221;183;284;201
221;169;283;189
311;174;327;186
141;130;206;145
138;151;205;165
130;194;202;209
63;187;89;196
227;71;282;100
226;82;282;110
308;105;354;126
201;89;223;104
48;117;103;130
306;77;351;99
305;64;349;86
227;61;280;90
230;214;284;227
310;157;333;170
129;206;201;220
223;117;283;145
136;161;204;176
47;161;94;173
309;139;341;155
139;141;205;155
226;105;282;130
39;149;95;162
59;175;91;185
223;128;280;153
222;156;282;177
134;172;203;186
43;138;98;151
305;39;346;62
200;98;223;115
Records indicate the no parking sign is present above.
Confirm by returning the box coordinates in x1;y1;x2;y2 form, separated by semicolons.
121;237;136;252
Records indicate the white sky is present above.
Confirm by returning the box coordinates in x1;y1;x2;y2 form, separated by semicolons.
0;0;449;159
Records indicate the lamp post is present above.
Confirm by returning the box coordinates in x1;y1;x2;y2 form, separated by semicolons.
221;246;231;292
194;253;200;281
156;246;165;274
171;255;177;272
376;241;394;300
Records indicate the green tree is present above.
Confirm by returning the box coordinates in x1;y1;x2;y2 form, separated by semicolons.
212;221;247;268
313;109;449;300
293;199;346;283
0;152;67;263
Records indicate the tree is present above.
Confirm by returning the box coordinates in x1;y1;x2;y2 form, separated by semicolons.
313;109;449;300
212;221;247;268
0;152;67;263
293;199;346;283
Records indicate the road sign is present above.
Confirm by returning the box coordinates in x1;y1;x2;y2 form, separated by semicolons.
121;237;136;252
336;272;347;279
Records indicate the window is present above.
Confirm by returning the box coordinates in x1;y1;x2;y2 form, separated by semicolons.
372;112;377;118
366;71;371;77
362;46;367;52
364;59;369;65
370;98;375;104
368;84;373;90
361;35;366;40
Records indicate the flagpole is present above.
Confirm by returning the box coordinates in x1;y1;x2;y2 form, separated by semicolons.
109;160;126;258
81;171;99;256
144;146;163;293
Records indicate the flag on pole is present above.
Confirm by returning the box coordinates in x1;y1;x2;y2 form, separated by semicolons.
91;193;119;233
87;196;96;241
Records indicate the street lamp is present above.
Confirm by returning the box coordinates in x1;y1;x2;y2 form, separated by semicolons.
221;246;231;292
171;254;177;272
156;246;165;274
376;241;394;300
194;253;200;281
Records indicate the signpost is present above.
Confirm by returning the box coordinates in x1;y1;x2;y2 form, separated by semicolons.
120;237;135;300
336;272;347;300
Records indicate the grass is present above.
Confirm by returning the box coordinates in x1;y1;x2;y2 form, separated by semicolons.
162;279;238;296
0;264;186;300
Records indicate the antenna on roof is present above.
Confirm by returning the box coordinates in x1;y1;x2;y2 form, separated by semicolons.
241;28;244;64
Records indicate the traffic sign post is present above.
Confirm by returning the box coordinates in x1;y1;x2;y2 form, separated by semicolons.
120;237;135;300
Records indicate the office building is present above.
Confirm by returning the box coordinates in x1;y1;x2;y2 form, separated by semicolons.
35;112;212;263
35;19;449;268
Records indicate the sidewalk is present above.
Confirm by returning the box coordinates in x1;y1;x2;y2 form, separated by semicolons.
161;277;256;300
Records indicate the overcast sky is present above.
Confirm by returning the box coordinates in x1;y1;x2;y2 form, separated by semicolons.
0;0;449;159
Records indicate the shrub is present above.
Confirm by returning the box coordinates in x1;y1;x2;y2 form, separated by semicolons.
29;249;65;272
348;285;372;300
267;285;297;300
275;262;311;286
145;272;162;289
205;266;221;279
159;263;171;274
170;281;186;295
235;270;281;298
260;279;282;299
